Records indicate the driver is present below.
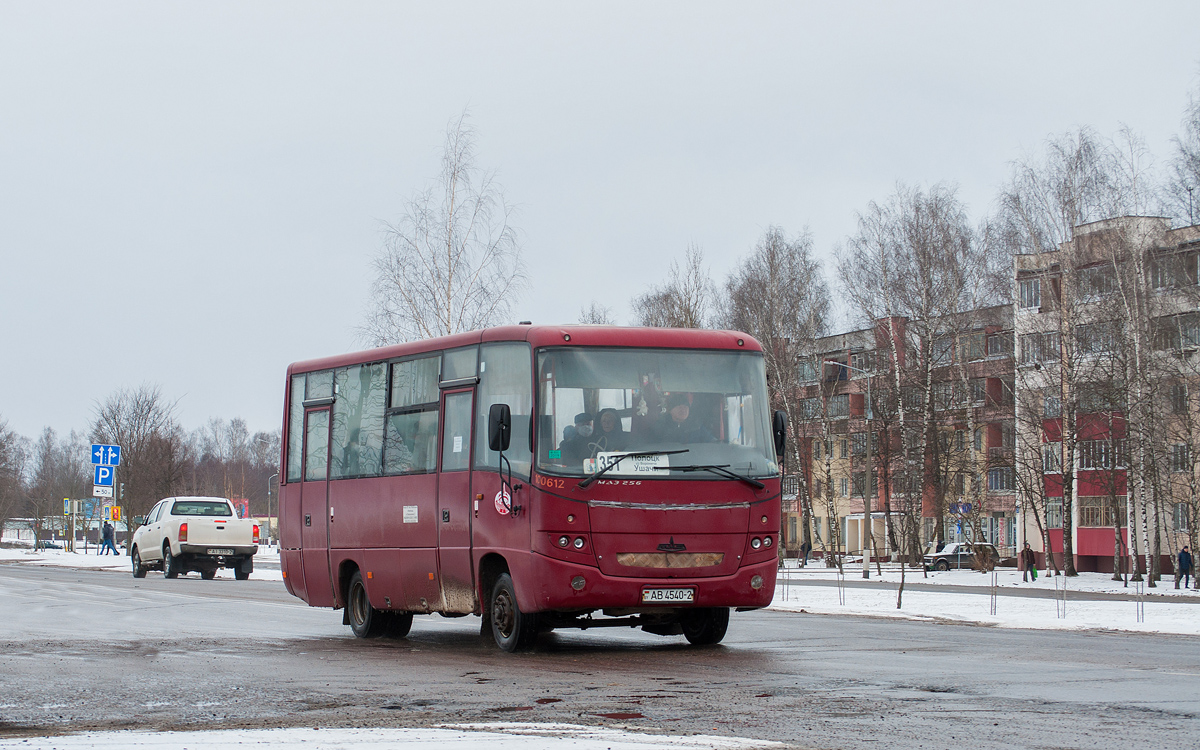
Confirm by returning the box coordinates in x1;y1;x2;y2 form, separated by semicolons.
652;393;715;444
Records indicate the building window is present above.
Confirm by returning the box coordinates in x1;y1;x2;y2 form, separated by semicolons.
797;358;819;383
1076;321;1121;355
1046;499;1063;529
800;397;821;420
1079;439;1127;469
1174;503;1192;533
987;467;1014;492
1019;278;1042;309
850;433;867;456
1020;332;1061;364
1043;442;1062;473
1153;312;1200;351
1171;443;1190;473
970;379;988;405
839;438;849;459
812;440;821;460
987;331;1014;357
931;337;953;366
850;350;874;374
1043;392;1062;417
1079;497;1126;528
953;473;966;496
1078;265;1116;300
961;333;986;362
828;394;850;418
1171;384;1189;414
840;477;849;497
813;516;823;541
955;429;966;452
974;427;983;453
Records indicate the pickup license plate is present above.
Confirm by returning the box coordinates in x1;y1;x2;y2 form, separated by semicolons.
642;587;694;603
208;548;234;556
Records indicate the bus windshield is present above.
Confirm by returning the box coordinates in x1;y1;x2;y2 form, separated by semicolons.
536;347;777;479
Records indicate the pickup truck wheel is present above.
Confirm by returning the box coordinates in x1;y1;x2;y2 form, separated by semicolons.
163;545;180;579
490;573;538;652
131;547;146;579
681;607;730;646
200;568;216;580
935;559;950;572
382;611;414;639
347;571;385;638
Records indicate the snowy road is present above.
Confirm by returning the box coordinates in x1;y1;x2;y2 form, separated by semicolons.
1;562;1199;749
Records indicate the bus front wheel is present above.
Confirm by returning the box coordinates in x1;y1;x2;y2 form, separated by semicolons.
490;573;538;652
682;607;730;646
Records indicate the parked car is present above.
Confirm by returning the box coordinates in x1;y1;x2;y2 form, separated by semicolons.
923;542;1000;571
131;496;259;580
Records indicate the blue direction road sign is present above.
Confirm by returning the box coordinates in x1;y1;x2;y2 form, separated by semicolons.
94;465;115;487
90;444;121;466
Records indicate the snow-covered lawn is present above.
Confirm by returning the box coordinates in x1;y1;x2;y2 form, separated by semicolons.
0;724;780;750
0;546;283;581
771;565;1200;635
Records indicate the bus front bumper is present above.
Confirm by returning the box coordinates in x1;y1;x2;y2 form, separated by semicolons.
518;553;778;613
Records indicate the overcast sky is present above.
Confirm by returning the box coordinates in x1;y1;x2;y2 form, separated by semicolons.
2;2;1199;442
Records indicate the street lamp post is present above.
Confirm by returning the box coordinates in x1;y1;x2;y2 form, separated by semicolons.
828;360;874;580
267;473;278;547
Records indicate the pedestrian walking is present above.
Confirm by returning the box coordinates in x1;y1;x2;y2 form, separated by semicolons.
99;521;118;556
1020;542;1037;582
800;540;812;568
1177;546;1193;589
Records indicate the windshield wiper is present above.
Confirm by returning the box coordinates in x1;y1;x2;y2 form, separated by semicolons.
577;449;690;489
671;464;765;490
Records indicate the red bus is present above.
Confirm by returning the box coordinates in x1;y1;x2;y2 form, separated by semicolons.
279;325;785;651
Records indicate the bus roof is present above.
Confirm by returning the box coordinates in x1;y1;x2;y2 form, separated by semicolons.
286;325;763;375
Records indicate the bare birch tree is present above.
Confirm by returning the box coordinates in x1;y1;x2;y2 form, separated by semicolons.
632;245;716;328
91;385;187;531
0;417;28;540
362;114;527;345
578;302;616;325
1167;83;1200;225
725;226;830;551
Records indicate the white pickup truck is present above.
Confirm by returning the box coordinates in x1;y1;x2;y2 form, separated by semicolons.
130;496;259;580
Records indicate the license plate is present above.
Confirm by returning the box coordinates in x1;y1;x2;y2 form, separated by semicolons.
641;587;694;603
208;548;234;556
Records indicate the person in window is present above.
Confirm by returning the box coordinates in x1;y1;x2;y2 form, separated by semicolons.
559;412;596;463
595;408;628;452
652;393;715;444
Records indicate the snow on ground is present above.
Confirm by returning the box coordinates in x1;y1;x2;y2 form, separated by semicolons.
0;546;283;581
771;565;1200;635
0;724;781;750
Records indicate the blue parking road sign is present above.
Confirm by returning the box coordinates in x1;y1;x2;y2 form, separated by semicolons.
94;465;115;487
91;444;121;466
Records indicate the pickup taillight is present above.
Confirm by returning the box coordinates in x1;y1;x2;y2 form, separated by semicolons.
179;523;188;542
252;524;260;544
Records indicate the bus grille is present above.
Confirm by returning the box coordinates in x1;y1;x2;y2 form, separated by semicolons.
615;552;724;568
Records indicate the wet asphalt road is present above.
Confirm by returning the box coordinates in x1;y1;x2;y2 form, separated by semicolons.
1;563;1199;750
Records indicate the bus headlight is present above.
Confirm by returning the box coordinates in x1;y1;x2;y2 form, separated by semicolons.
750;537;762;550
558;536;570;548
573;537;586;549
751;575;764;590
763;536;772;548
571;576;586;590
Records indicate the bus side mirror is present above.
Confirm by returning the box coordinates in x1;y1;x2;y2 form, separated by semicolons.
772;410;787;457
132;516;144;526
489;403;512;452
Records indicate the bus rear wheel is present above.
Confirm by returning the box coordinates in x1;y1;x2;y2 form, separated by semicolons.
347;571;385;638
682;607;730;646
490;573;538;652
382;611;414;639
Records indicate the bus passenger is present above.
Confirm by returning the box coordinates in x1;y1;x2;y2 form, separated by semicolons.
652;393;715;444
596;408;628;451
559;412;595;463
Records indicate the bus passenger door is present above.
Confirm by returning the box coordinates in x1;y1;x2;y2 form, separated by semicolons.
437;389;476;613
300;407;335;607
